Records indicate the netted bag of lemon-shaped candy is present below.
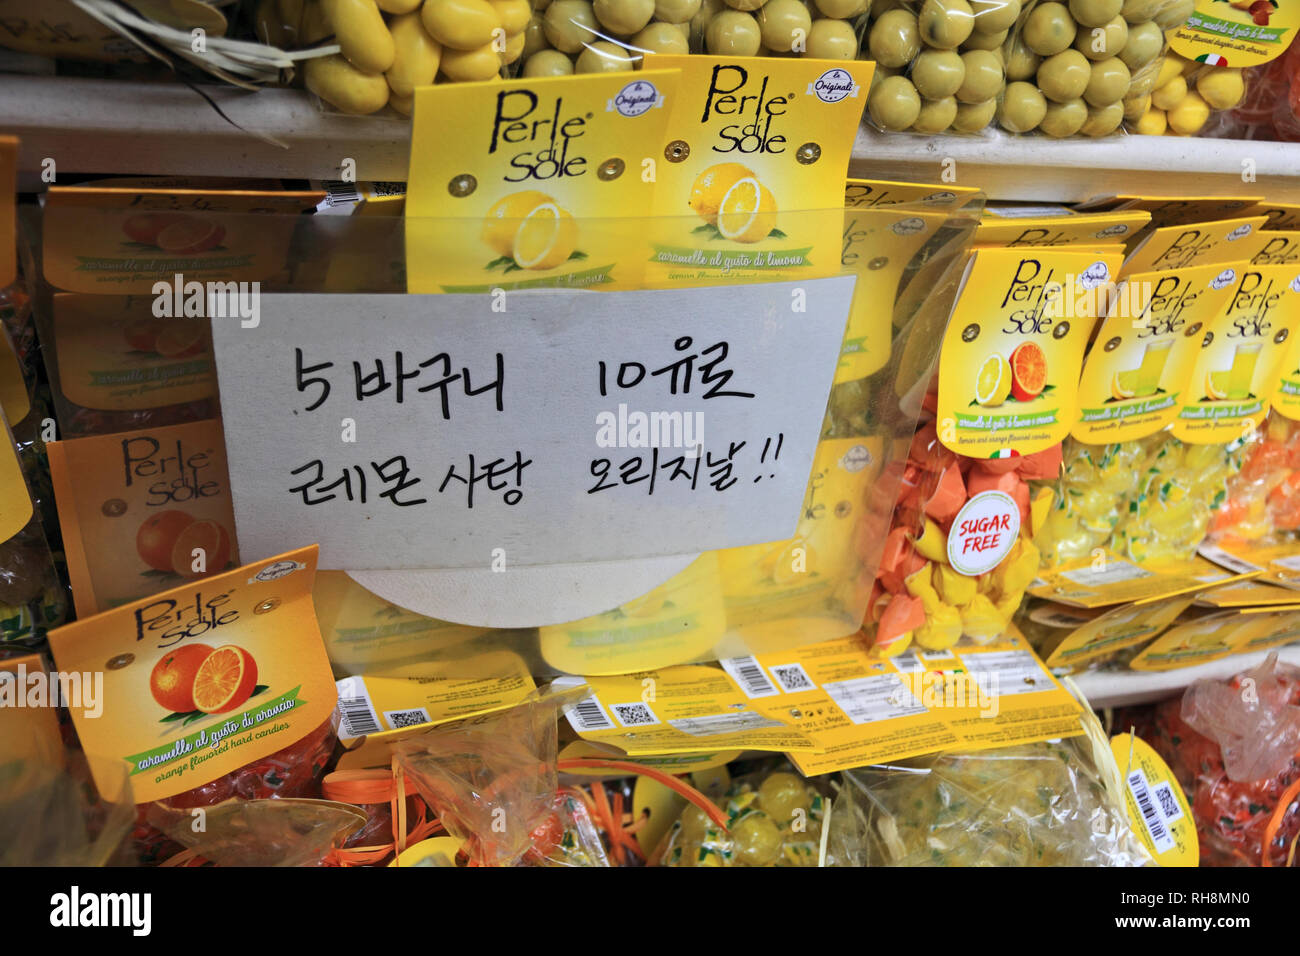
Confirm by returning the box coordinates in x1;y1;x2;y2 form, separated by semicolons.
275;0;535;115
1124;43;1249;137
513;0;876;80
1032;438;1145;568
1210;413;1300;544
1110;433;1245;565
987;0;1194;138
660;768;828;867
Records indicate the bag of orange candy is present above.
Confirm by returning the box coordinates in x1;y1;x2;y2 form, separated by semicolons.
1121;652;1300;867
1208;412;1300;546
867;400;1056;657
46;546;342;865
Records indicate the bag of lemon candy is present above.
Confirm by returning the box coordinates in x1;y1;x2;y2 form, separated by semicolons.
841;712;1152;866
655;761;839;867
1031;437;1146;568
1110;431;1245;565
405;70;681;292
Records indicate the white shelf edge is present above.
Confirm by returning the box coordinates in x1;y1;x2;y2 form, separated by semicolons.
1073;644;1300;709
3;75;1299;199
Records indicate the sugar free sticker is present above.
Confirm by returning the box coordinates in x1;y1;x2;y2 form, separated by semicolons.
947;491;1020;575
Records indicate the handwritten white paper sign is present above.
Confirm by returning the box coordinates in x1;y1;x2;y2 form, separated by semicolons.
211;278;854;569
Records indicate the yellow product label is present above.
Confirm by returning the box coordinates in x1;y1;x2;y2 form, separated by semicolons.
1122;217;1271;275
845;178;983;209
643;55;873;288
1251;202;1300;231
766;631;1081;776
51;294;217;413
975;212;1148;248
1231;607;1300;651
1128;609;1254;670
405;71;681;293
47;418;238;618
1194;576;1296;607
1170;0;1300;68
312;571;489;676
1110;733;1198;867
334;649;536;745
45;546;338;804
1;135;13;287
838;204;952;381
539;553;726;676
557;739;740;775
1043;595;1191;669
0;410;33;542
42;186;321;294
937;247;1122;456
718;436;880;639
1251;230;1300;266
1268;287;1300;418
0;0;151;62
1172;264;1299;443
563;665;820;755
1091;196;1265;228
0;326;29;426
0;653;66;775
1073;263;1236;443
1028;550;1237;608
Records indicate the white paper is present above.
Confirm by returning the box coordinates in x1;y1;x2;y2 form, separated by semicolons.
212;279;854;570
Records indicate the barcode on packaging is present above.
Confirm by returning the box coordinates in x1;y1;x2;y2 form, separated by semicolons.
1128;770;1175;854
720;656;779;698
565;693;616;732
334;676;382;738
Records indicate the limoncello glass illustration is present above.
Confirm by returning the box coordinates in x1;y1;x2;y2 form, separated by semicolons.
405;71;681;293
1132;339;1174;397
1227;342;1263;399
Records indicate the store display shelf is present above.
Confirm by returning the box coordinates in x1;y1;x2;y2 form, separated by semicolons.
850;126;1300;203
4;74;1299;199
1074;644;1300;710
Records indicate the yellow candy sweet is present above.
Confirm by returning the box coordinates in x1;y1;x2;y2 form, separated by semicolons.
934;563;977;606
914;602;964;651
960;593;1006;643
911;519;949;563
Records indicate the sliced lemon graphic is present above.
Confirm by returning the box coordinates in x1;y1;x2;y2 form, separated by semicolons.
1205;369;1231;401
1111;369;1138;400
512;203;578;270
974;352;1012;407
482;190;554;257
716;177;778;244
688;162;754;225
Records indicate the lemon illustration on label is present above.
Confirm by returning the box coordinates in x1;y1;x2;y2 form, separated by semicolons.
481;191;582;272
688;163;754;224
974;353;1012;407
688;163;781;244
1111;369;1138;401
1205;369;1231;401
717;178;778;244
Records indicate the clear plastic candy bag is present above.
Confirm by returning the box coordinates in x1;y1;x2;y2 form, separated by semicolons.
655;761;834;866
840;729;1152;865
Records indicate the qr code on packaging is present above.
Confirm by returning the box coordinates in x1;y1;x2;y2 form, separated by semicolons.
384;708;433;730
770;663;815;693
611;702;660;727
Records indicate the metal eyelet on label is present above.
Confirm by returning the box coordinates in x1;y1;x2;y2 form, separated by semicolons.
598;158;625;181
796;142;821;165
255;598;280;615
664;140;690;162
448;174;477;197
107;654;134;670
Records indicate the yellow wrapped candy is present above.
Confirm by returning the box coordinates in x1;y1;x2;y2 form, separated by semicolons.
914;602;963;651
